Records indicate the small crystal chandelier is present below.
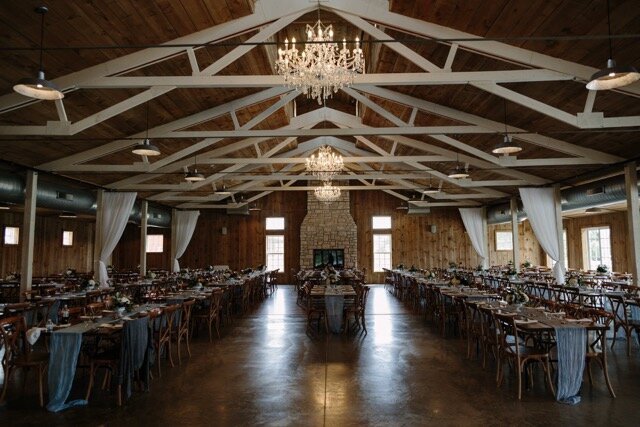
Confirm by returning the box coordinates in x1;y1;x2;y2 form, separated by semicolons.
306;145;344;182
314;182;341;203
275;18;364;104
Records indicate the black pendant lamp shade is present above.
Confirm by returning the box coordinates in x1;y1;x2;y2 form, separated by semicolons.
586;0;640;90
13;6;64;100
132;102;161;156
185;169;205;182
492;134;522;155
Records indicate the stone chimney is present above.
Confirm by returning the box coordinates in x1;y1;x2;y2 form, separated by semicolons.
299;191;357;269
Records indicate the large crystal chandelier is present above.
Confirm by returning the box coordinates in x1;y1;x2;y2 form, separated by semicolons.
314;182;341;203
275;20;364;104
306;145;344;182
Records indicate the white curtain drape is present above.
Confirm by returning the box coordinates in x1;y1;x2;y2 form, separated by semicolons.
98;192;137;287
519;187;565;285
172;210;200;273
459;208;489;269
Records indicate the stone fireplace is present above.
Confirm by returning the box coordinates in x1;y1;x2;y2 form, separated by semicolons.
300;191;357;269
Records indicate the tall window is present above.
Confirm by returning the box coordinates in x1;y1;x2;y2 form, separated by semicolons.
62;230;74;246
582;226;612;271
266;217;285;230
3;226;19;245
266;235;284;271
146;234;164;253
495;231;513;251
373;234;392;272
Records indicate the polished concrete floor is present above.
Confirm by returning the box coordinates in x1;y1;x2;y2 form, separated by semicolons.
2;285;640;426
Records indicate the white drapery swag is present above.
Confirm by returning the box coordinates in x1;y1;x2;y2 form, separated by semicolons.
519;187;565;285
172;210;200;273
459;208;489;269
98;192;137;287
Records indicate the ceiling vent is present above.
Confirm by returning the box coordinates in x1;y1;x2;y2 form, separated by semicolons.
226;205;249;216
407;207;431;215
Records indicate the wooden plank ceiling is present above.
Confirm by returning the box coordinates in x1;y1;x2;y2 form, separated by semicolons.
0;0;638;210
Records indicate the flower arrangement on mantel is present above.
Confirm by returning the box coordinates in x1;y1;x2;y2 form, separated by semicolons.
505;285;529;305
596;264;609;274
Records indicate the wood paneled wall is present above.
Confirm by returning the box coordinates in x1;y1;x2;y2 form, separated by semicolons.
111;192;307;284
0;212;95;277
350;191;481;283
488;221;544;267
1;195;635;283
563;212;628;272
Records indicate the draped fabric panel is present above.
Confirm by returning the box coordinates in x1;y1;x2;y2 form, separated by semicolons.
98;192;137;287
459;208;488;269
519;187;565;285
172;210;200;272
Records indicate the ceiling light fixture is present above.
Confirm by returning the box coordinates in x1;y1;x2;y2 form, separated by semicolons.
423;177;442;194
132;102;161;156
185;154;205;182
306;145;344;182
314;182;341;203
448;154;470;179
586;0;640;90
492;99;522;155
13;6;64;100
275;2;364;104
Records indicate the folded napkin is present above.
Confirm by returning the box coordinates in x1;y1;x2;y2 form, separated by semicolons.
26;327;43;345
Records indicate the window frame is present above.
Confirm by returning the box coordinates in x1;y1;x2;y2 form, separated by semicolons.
146;234;164;253
3;226;19;245
495;230;513;251
265;234;285;271
265;217;285;231
62;230;74;247
372;233;392;273
372;215;392;230
581;225;612;271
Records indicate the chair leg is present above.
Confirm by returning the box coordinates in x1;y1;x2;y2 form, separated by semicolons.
177;336;182;365
85;363;95;401
38;365;44;407
544;359;555;397
186;332;191;358
517;361;523;400
116;384;122;407
0;366;11;404
167;340;175;368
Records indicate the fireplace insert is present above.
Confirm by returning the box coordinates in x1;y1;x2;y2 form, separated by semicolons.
313;249;344;269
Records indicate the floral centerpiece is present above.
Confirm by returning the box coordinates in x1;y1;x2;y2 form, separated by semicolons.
596;264;609;274
409;265;418;273
146;271;156;280
114;292;132;312
82;278;97;290
522;260;532;268
505;285;529;305
64;268;76;277
565;274;583;287
189;277;203;290
241;268;253;275
322;265;339;285
396;263;405;270
426;270;436;280
4;272;20;281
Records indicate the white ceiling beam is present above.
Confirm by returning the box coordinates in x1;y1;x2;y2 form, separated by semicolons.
328;1;640;97
342;87;407;127
443;43;459;71
0;0;311;114
38;86;293;171
78;70;572;89
357;85;622;163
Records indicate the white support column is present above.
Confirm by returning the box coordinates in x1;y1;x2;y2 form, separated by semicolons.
170;209;177;272
554;186;565;272
93;190;104;276
624;162;640;284
20;171;37;298
140;200;148;277
510;197;520;272
482;206;490;269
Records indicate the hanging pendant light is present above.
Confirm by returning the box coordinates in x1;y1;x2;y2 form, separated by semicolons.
492;99;522;154
422;176;441;194
13;6;64;100
133;102;161;156
185;155;205;182
586;0;640;90
448;153;469;179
